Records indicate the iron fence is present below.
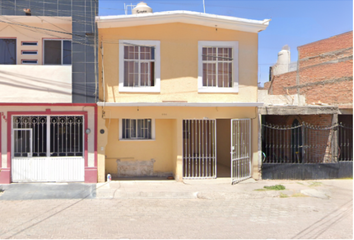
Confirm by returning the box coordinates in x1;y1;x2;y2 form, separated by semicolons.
338;124;353;161
262;122;353;164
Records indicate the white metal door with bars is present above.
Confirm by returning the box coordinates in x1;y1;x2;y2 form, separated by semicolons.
182;119;217;179
11;115;85;182
231;118;252;184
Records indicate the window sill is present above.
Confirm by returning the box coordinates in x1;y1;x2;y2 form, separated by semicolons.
198;88;238;93
119;87;160;93
119;139;156;142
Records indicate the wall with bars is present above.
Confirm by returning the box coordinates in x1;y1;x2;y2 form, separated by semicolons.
0;0;98;103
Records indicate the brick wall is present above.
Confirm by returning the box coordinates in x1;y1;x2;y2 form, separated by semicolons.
298;31;353;59
299;47;352;69
267;31;353;106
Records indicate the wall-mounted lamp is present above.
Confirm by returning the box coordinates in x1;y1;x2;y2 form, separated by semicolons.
85;128;91;134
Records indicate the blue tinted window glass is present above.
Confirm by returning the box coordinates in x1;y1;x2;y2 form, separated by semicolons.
63;40;72;64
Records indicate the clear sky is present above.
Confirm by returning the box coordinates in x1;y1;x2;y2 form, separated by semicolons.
98;0;353;87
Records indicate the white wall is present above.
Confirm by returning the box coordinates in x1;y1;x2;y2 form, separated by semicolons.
0;65;72;103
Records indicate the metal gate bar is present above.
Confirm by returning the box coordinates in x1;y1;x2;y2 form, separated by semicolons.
263;122;353;164
339;124;353;161
231;119;251;184
183;119;216;179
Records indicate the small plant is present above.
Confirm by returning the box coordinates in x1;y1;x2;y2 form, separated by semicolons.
291;192;307;198
309;182;322;187
279;192;288;198
263;184;286;190
254;188;267;191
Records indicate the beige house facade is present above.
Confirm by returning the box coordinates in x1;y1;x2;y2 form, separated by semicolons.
96;9;269;183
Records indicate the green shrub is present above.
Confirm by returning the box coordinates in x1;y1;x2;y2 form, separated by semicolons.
263;185;286;190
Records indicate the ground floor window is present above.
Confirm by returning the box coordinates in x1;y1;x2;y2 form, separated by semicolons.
119;118;155;140
13;115;83;158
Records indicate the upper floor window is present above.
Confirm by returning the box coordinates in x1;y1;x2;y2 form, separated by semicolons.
0;39;16;64
119;40;160;93
198;41;238;93
44;39;71;65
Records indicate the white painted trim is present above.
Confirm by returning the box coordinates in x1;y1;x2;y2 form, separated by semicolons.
119;40;161;93
96;11;270;33
98;102;263;107
119;118;156;141
198;41;238;93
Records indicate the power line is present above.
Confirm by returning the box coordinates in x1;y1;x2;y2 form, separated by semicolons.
0;18;84;37
0;1;97;24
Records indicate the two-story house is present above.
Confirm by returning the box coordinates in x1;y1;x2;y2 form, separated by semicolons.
96;3;269;183
0;0;98;184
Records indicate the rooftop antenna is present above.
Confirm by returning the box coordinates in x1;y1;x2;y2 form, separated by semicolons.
124;3;136;15
203;0;205;13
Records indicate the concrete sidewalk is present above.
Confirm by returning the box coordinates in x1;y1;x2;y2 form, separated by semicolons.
0;178;351;201
95;178;352;200
0;183;96;200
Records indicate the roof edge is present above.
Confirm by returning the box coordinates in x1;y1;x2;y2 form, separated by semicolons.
96;11;270;33
97;102;263;107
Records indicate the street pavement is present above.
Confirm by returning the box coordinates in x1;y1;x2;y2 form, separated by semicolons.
0;178;352;239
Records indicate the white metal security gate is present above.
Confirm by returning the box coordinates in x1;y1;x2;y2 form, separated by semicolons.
11;115;85;182
183;119;216;179
231;119;251;184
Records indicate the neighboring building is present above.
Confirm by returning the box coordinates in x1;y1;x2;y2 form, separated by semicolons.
96;3;270;183
258;31;353;179
0;1;98;184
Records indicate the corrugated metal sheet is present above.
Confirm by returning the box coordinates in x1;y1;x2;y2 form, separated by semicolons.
12;157;84;182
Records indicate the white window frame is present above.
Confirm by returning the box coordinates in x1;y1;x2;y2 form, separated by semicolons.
43;39;72;65
198;41;238;93
119;40;161;93
119;118;156;141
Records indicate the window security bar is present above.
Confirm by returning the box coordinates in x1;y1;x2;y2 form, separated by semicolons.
12;115;84;158
202;54;233;60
